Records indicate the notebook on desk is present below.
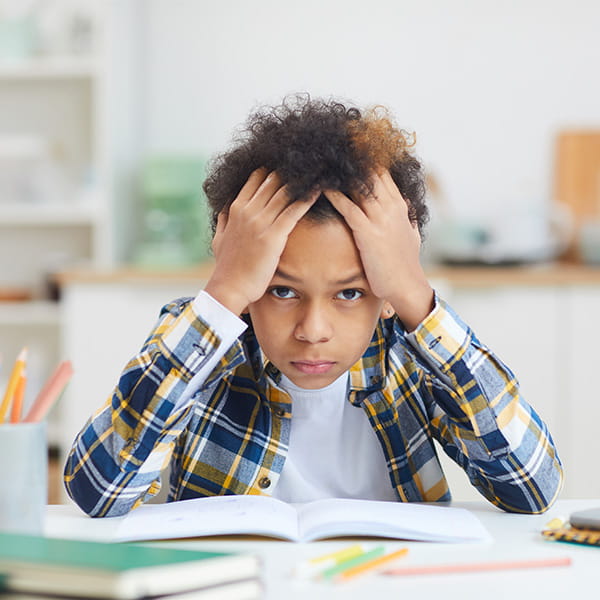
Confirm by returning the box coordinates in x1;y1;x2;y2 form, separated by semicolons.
0;533;261;599
114;495;491;543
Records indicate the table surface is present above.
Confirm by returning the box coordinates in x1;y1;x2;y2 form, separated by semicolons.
45;499;599;600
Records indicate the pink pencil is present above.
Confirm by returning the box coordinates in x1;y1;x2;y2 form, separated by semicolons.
23;360;74;423
383;556;571;577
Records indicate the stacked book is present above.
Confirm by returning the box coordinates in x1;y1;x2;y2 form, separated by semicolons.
0;533;262;600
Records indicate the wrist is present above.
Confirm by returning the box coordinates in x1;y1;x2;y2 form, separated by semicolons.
204;278;249;316
389;282;434;332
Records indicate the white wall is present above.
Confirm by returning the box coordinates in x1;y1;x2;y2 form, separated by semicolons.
122;0;600;226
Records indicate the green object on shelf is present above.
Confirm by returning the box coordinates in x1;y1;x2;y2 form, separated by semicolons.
135;156;211;267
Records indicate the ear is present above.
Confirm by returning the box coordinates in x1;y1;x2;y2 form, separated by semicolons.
380;301;394;319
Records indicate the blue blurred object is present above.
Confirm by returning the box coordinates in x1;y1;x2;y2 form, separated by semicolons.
134;156;211;267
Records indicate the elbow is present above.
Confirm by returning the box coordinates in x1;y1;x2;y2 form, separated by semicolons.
489;461;564;515
63;456;135;518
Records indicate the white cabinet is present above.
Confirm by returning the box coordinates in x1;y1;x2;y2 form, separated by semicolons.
563;287;600;498
0;4;110;444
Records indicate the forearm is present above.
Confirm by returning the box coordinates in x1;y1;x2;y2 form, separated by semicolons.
64;294;246;516
407;297;563;513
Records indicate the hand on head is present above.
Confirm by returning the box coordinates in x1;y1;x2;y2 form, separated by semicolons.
205;168;318;316
324;170;434;330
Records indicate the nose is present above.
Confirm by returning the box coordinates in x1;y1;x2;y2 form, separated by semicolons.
294;301;333;343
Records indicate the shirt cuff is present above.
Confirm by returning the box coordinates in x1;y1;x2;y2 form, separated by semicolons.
172;291;247;409
192;290;247;342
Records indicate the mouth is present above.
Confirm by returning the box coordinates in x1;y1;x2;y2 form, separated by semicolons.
290;360;336;375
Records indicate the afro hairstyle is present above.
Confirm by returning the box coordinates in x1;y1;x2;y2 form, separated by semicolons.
203;94;428;233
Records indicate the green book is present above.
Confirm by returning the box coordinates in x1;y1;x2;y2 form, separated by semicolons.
0;533;261;599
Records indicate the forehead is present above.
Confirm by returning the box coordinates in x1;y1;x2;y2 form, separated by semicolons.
276;218;365;283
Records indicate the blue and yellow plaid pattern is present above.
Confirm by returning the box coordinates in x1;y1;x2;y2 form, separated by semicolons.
64;296;562;517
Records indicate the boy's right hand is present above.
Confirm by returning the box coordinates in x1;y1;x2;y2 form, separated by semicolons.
204;169;318;316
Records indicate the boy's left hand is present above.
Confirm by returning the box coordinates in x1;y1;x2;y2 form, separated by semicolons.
324;170;434;331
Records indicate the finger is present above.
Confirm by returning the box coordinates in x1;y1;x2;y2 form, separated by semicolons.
215;210;228;234
246;171;286;210
379;169;411;216
380;169;404;200
323;189;370;229
211;211;228;254
233;168;270;205
258;181;294;222
271;190;320;235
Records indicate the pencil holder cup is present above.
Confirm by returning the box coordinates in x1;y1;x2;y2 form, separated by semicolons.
0;421;47;535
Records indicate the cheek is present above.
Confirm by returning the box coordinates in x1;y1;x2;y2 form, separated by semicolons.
337;305;384;342
248;304;290;348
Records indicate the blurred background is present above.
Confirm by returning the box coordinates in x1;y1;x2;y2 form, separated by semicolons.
1;0;600;502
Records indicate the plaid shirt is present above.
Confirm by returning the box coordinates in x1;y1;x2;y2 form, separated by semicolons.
64;295;562;517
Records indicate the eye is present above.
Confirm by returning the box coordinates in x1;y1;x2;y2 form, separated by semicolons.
336;289;363;301
270;286;298;299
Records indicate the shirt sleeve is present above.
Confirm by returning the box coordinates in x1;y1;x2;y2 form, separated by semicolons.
63;292;247;517
406;294;563;514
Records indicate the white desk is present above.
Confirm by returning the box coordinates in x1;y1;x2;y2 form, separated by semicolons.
46;499;599;600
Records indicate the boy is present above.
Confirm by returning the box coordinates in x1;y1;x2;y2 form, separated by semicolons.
65;96;562;517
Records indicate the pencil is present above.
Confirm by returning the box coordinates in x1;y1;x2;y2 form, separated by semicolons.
382;555;572;577
9;367;26;423
0;348;27;423
294;544;366;578
23;360;74;423
334;547;410;582
309;544;365;564
319;546;386;580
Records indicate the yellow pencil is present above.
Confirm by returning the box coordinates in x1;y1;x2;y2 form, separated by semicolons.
334;547;409;582
10;367;26;423
308;544;365;564
0;348;27;423
295;544;366;578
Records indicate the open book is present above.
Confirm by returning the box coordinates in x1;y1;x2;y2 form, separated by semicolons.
115;496;490;543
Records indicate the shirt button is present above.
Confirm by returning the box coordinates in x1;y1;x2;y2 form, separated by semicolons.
258;477;271;489
274;407;285;418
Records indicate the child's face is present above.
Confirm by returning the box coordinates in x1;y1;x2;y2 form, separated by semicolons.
247;217;387;389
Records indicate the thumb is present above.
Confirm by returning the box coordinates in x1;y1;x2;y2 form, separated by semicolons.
211;211;228;255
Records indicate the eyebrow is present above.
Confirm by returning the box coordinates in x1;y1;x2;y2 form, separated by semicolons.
274;268;367;286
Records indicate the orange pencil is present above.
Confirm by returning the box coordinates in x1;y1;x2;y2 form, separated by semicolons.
0;348;27;423
334;548;409;582
23;360;74;423
9;367;26;423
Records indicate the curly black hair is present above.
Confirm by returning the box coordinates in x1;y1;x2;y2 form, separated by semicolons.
203;94;428;233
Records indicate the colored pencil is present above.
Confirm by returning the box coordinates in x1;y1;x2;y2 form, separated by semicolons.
319;546;386;580
308;544;365;564
9;367;26;423
23;360;73;423
382;555;572;577
295;544;366;577
0;348;27;423
334;547;410;582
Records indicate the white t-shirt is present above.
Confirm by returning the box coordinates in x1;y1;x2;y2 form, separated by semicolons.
272;373;397;503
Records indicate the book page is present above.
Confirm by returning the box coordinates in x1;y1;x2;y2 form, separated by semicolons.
296;498;491;542
114;495;301;542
